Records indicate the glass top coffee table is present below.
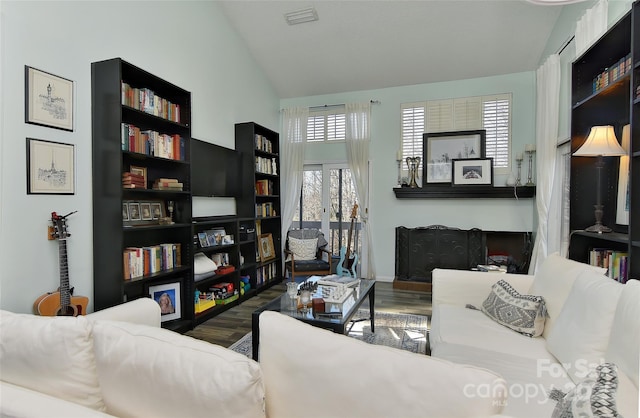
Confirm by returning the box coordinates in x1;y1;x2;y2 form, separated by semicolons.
251;279;375;360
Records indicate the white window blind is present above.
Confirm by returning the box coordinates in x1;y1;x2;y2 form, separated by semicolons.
482;94;511;169
400;94;511;171
307;108;345;142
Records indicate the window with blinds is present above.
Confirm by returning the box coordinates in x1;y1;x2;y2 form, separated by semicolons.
401;93;511;172
307;108;346;142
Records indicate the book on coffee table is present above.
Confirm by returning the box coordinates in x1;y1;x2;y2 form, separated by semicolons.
314;274;360;288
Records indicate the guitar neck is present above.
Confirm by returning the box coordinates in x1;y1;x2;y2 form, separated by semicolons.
58;239;70;309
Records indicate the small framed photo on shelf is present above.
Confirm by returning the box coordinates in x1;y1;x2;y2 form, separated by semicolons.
128;202;141;221
140;203;152;220
26;138;75;195
197;232;209;248
451;158;493;186
148;282;181;322
424;130;486;184
258;233;276;262
25;66;74;131
151;202;163;220
122;203;129;221
129;165;147;185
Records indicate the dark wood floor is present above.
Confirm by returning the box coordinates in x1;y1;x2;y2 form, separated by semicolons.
186;280;432;348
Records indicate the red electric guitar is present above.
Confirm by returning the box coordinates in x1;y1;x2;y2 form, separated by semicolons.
33;211;89;316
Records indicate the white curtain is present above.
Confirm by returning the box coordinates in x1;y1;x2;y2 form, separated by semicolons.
345;102;375;279
529;54;561;274
280;107;308;247
575;0;608;58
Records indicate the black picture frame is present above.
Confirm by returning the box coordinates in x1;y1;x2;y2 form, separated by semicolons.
25;66;74;131
451;158;494;186
26;138;75;194
423;130;486;184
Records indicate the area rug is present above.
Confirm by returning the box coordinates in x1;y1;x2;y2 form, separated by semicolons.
228;309;429;357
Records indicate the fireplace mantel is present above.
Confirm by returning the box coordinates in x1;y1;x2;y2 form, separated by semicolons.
393;186;535;199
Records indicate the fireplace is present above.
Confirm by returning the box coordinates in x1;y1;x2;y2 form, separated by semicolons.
394;225;532;291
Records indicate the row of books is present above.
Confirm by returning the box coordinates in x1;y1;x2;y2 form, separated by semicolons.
122;172;146;189
254;134;274;154
121;123;185;161
256;202;277;218
256;156;277;175
121;82;181;123
256;262;277;286
152;178;183;191
123;243;182;280
255;179;275;196
589;248;629;283
592;53;631;94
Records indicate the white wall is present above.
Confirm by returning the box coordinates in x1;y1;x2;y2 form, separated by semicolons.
281;71;537;281
0;1;279;313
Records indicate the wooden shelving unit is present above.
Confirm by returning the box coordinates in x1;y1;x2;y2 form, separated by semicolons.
569;6;639;282
235;122;284;288
91;58;193;333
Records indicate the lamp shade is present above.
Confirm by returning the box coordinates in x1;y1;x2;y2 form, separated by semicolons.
573;125;627;157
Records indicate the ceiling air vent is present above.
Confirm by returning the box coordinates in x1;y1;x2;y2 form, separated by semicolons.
284;7;318;25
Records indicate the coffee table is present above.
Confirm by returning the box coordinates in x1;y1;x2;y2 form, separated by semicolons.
251;279;375;360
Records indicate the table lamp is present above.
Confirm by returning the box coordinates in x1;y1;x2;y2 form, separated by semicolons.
573;125;627;233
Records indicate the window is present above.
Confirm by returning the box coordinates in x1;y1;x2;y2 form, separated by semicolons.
307;107;346;142
400;94;512;172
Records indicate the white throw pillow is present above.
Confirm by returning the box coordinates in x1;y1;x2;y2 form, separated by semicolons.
259;311;507;418
287;236;318;261
92;320;265;418
546;269;623;383
605;279;640;388
529;252;607;338
0;311;106;411
193;252;217;274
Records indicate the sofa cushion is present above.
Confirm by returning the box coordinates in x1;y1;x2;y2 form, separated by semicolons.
605;279;640;388
92;320;265;418
430;306;574;418
546;269;623;384
529;252;607;338
481;279;547;337
551;363;620;418
0;310;105;411
0;381;114;418
259;311;507;418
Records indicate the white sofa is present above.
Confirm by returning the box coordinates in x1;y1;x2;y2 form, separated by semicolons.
1;297;507;418
430;253;640;418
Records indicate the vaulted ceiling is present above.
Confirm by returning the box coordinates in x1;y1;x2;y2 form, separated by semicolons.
217;0;569;98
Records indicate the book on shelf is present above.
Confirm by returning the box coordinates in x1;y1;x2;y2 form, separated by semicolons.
121;81;181;123
121;123;185;161
589;248;629;283
122;243;182;280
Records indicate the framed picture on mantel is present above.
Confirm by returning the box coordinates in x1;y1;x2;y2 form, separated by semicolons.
424;130;486;184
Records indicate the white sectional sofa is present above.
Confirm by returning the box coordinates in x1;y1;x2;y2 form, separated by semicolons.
430;253;640;418
1;297;507;417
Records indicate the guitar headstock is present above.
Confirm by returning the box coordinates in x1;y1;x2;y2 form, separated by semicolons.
350;204;358;220
49;211;77;240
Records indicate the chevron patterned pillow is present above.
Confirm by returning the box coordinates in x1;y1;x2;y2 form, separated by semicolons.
551;363;620;418
481;279;547;337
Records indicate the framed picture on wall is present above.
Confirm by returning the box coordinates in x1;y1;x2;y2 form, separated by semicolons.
424;130;486;184
26;138;75;194
25;66;74;131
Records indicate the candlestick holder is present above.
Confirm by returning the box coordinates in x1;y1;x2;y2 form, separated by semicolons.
396;158;402;186
406;157;421;188
525;149;536;186
515;155;523;186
